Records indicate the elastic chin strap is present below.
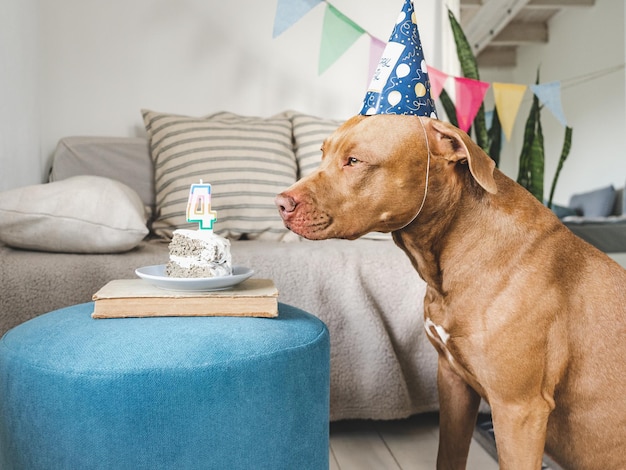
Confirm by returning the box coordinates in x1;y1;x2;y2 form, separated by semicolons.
396;115;430;231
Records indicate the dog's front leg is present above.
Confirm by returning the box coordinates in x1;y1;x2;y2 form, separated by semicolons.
436;355;481;470
489;399;551;470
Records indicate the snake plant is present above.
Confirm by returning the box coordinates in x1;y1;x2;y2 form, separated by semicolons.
517;72;545;201
442;9;573;204
517;69;574;204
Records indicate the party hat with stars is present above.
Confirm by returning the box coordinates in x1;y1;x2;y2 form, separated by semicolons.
360;0;437;118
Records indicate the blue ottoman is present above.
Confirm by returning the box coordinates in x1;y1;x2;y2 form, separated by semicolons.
0;302;329;470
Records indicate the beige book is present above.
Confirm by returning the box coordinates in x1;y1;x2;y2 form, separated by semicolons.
92;279;278;319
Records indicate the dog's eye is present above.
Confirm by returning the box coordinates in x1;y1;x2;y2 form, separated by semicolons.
346;157;360;166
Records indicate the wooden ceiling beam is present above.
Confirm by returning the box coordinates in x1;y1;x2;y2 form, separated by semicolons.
460;0;595;6
526;0;595;7
463;0;532;54
459;0;594;66
491;21;548;46
477;46;518;67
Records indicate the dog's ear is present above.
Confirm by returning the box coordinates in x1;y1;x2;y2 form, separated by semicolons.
426;119;498;195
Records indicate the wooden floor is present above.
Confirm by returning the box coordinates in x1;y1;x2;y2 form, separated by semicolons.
329;414;499;470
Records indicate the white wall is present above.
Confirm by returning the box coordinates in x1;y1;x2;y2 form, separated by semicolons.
481;0;626;205
1;0;40;191
5;0;623;204
0;0;452;191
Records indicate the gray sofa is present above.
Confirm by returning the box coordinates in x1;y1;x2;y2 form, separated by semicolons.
0;111;439;422
559;185;626;253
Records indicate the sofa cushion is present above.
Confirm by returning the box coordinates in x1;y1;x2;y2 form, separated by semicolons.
548;202;578;219
142;110;297;241
0;176;148;253
290;112;343;179
568;185;616;217
614;186;626;216
48;136;154;213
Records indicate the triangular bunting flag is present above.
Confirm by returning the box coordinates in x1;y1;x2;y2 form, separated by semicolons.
492;82;527;141
319;4;366;74
273;0;323;38
427;66;448;100
368;37;387;88
454;77;490;132
531;81;567;127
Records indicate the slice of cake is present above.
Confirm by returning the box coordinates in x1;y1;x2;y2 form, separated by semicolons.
166;229;232;278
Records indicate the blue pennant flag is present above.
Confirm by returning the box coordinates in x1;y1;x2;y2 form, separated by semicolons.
531;81;567;127
273;0;323;38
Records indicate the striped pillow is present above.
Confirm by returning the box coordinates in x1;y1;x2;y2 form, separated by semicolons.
291;112;343;179
142;110;297;241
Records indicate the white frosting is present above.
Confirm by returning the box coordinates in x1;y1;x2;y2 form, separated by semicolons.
169;255;200;269
172;229;222;242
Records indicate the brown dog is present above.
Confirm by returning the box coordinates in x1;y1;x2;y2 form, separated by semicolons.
275;114;626;470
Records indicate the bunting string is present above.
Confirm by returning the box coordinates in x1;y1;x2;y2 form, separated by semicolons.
273;1;626;134
559;63;625;90
273;0;386;74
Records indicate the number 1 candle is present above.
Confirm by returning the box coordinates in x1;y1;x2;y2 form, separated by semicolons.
186;180;217;231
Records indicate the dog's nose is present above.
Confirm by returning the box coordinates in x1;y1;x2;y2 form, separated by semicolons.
275;194;297;218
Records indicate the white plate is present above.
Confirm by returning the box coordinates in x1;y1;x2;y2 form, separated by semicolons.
135;265;254;292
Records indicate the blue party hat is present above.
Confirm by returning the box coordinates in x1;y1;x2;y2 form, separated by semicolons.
360;0;437;117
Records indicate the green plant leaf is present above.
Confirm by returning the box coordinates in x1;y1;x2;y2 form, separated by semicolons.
547;126;573;208
517;100;544;201
447;8;488;152
439;89;458;127
487;107;502;167
447;9;478;79
517;94;538;189
517;71;546;203
517;68;547;202
529;111;545;201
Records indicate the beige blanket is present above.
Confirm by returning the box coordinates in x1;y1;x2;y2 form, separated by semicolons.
0;238;438;421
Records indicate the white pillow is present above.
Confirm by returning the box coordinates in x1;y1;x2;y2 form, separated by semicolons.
0;175;149;253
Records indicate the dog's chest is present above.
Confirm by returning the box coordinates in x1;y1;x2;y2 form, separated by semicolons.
424;317;454;360
423;311;483;393
423;290;457;357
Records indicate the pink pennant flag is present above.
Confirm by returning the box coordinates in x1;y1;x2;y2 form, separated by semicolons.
273;0;323;38
368;37;387;88
454;77;490;132
426;66;448;100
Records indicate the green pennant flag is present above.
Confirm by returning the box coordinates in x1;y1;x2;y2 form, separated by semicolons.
319;4;365;74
